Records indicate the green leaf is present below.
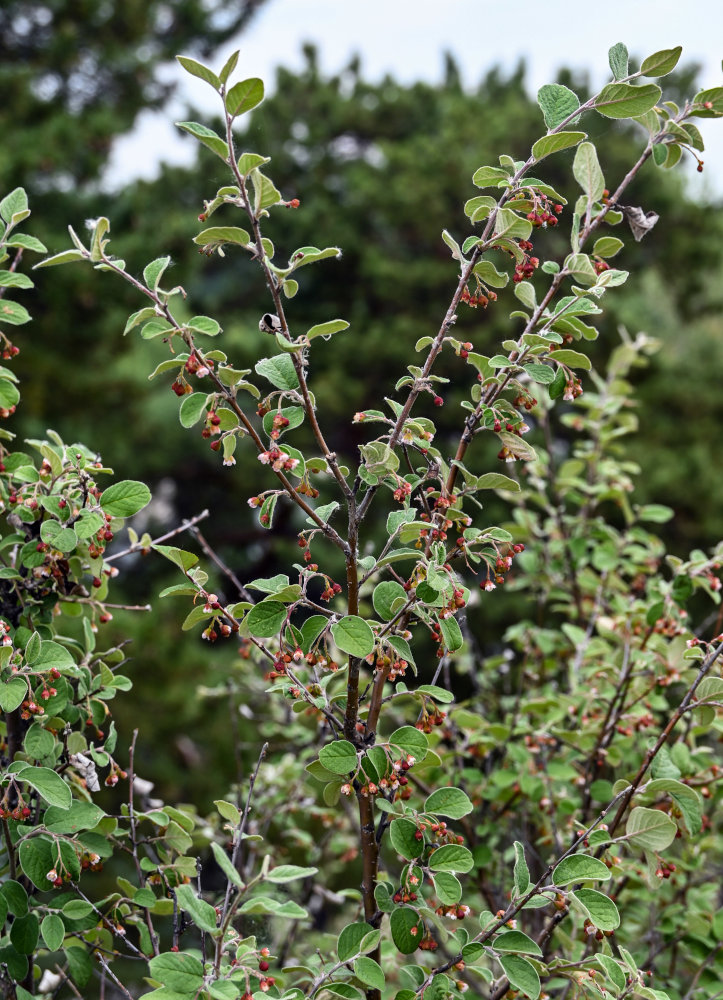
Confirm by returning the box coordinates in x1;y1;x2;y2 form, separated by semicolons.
0;188;28;225
596;954;627;991
331;616;375;658
513;841;530;896
571;888;620;931
148;952;205;993
61;900;93;919
390;818;423;860
18;837;54;890
354;956;385;991
179;392;209;428
266;864;318;882
424;787;473;819
551;350;591;370
515;280;536;311
472;165;509;188
219;49;239;85
143;256;171;291
0;676;27;712
0;300;31;326
255;353;300;391
24;723;54;760
608;43;629;80
390;907;423;955
44;800;104;834
8;233;46;253
176;121;229;160
499;955;540;999
0;271;33;289
476;473;520;492
99;480;151;517
152;544;198;572
373;581;407;621
433;871;462;905
187;316;220;337
41;913;65;952
34;249;86;269
175;884;218;934
494;208;532;241
532;131;586;161
337;922;369;962
592;236;624;258
388;635;415;667
438;614;463;652
625;806;677;850
641;46;682;77
176;55;220;90
644;779;701;834
524;363;554;385
226;77;264;116
16;766;70;809
0;378;20;409
537;84;580;129
573;142;605;203
553;854;612;886
595;83;662;119
64;946;93;987
319;740;357;775
246;601;286;638
389;725;428;762
307;319;350;340
494;930;542;956
193;226;250;248
473;260;509;287
210;842;243;888
0;880;28;916
10;913;38;955
429;844;474;873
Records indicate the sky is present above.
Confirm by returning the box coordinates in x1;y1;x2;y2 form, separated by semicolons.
104;0;723;195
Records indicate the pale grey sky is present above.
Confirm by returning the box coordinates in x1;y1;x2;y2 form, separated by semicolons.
104;0;723;195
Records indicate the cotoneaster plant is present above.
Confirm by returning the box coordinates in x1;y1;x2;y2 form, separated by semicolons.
0;39;721;1000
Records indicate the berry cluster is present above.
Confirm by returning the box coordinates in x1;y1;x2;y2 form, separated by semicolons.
525;198;563;227
461;287;498;308
513;241;540;284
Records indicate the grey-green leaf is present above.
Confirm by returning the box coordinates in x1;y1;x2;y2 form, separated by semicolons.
625;806;677;850
532;131;586;161
595;83;662;120
553;854;612;886
641;46;682;78
537;84;580;129
608;43;629;80
499;955;540;999
573;143;605;203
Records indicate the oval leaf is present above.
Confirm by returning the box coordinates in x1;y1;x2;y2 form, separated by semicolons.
553;853;612;886
625;806;677;850
100;480;151;517
499;955;540;1000
390;907;423;955
331;616;375;658
319;740;357;775
532;131;586;161
424;787;473;820
246;601;286;639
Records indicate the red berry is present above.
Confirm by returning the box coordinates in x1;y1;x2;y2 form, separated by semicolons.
433;395;444;407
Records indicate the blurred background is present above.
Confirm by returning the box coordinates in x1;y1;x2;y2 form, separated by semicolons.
3;0;723;803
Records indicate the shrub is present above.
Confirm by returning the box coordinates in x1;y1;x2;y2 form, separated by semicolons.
1;41;722;1000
